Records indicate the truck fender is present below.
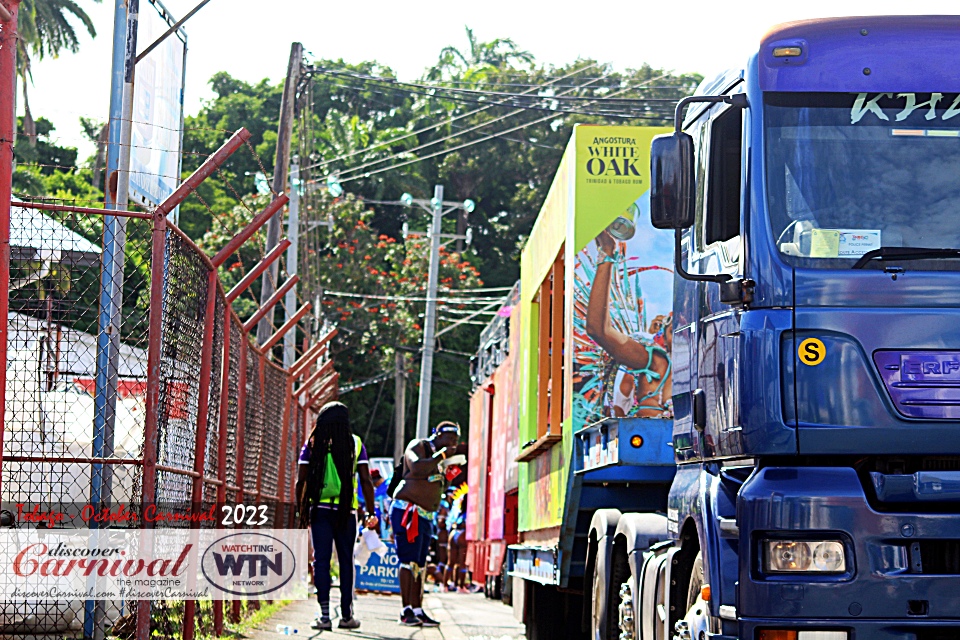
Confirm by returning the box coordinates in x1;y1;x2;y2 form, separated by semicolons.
583;508;622;638
614;513;669;579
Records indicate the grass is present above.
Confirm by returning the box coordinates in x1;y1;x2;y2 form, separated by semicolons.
197;600;292;640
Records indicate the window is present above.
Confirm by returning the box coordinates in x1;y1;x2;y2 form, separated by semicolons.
704;106;743;246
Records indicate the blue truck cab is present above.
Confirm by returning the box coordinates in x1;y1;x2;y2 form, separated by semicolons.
638;15;960;640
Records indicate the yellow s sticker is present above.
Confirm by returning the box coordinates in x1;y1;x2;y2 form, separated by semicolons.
798;338;826;366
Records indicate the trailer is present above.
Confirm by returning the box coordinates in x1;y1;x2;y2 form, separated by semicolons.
502;123;677;637
466;284;520;599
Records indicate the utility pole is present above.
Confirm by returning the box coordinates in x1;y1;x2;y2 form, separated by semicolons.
282;160;300;369
415;186;444;440
259;42;303;346
394;350;406;463
397;189;474;438
89;3;138;636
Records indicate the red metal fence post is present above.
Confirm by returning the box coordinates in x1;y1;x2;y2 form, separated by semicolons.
241;276;300;333
135;201;169;640
214;303;232;637
275;375;294;525
260;303;311;352
183;270;219;640
231;334;248;623
224;239;291;303
0;0;21;497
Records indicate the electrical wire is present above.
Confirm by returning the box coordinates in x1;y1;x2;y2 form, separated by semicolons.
338;73;670;183
333;71;622;180
298;61;601;173
314;68;689;104
314;76;677;124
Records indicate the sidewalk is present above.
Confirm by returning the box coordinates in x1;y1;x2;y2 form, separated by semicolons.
247;590;526;640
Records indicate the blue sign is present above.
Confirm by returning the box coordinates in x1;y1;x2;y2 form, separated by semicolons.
355;540;400;593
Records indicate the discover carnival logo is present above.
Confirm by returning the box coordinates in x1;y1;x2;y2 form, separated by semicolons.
0;528;307;601
200;532;296;597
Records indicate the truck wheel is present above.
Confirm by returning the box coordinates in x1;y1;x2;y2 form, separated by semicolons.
528;583;586;640
592;543;629;640
674;553;709;640
501;563;513;606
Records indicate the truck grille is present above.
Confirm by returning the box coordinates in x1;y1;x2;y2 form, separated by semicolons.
915;631;960;640
917;540;960;574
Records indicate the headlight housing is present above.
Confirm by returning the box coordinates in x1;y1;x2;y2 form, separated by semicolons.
764;540;846;573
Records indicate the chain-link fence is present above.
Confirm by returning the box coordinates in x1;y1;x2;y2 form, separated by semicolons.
0;130;338;640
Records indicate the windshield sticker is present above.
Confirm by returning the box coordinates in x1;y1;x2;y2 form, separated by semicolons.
838;230;881;257
809;229;840;257
851;93;960;125
808;229;881;258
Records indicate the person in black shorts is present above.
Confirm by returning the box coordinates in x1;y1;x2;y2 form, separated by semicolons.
390;421;460;627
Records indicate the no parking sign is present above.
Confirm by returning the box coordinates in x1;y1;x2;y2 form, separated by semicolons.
355;539;400;593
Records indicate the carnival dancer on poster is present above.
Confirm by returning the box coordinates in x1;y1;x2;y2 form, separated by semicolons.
573;192;674;422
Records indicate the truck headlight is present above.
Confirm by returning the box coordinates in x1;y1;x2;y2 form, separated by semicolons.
764;540;846;573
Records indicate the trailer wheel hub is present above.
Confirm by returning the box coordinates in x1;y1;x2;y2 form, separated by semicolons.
617;581;635;640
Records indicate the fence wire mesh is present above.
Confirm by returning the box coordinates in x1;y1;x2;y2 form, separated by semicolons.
0;200;324;639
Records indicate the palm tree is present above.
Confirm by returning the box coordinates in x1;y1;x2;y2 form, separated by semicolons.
429;27;534;81
17;0;101;143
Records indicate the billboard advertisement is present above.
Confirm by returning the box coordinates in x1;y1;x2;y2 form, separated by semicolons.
571;191;674;424
129;0;186;209
570;127;674;427
517;125;671;532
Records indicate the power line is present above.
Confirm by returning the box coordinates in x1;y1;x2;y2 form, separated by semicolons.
333;72;616;180
315;68;688;104
313;76;677;124
338;74;670;183
299;61;601;174
322;289;509;303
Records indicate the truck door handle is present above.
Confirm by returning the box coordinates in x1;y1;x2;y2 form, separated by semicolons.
693;389;706;432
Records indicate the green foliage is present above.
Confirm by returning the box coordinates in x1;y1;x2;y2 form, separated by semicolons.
15;116;78;173
11;116;101;203
18;0;99;62
179;72;284;238
16;0;101;143
20;27;701;455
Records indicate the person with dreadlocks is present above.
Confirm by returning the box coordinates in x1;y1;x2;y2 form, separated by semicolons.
296;402;379;631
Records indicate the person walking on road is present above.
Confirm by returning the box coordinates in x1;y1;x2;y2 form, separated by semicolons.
296;402;380;631
390;421;461;627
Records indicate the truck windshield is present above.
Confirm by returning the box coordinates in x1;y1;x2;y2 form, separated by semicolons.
765;92;960;270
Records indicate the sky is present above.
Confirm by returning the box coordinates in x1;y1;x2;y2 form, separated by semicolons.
26;1;960;160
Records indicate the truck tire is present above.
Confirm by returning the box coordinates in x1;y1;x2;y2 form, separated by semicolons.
592;541;630;640
501;563;513;606
613;513;669;640
527;583;586;640
685;553;703;610
674;552;709;640
586;509;622;640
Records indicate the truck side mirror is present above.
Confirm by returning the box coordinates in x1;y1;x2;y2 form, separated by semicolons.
650;132;695;230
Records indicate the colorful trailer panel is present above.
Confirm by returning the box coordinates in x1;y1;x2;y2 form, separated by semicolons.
516;125;672;535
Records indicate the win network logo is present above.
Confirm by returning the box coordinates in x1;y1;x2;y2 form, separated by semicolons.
201;533;296;596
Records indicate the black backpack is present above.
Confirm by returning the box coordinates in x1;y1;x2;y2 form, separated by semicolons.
386;460;404;499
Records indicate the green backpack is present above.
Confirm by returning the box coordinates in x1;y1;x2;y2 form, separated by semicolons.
318;435;363;507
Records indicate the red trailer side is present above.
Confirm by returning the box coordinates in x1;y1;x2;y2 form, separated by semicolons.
466;284;520;597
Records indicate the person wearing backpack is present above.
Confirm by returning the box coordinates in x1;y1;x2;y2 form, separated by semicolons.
296;402;379;631
390;421;462;627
